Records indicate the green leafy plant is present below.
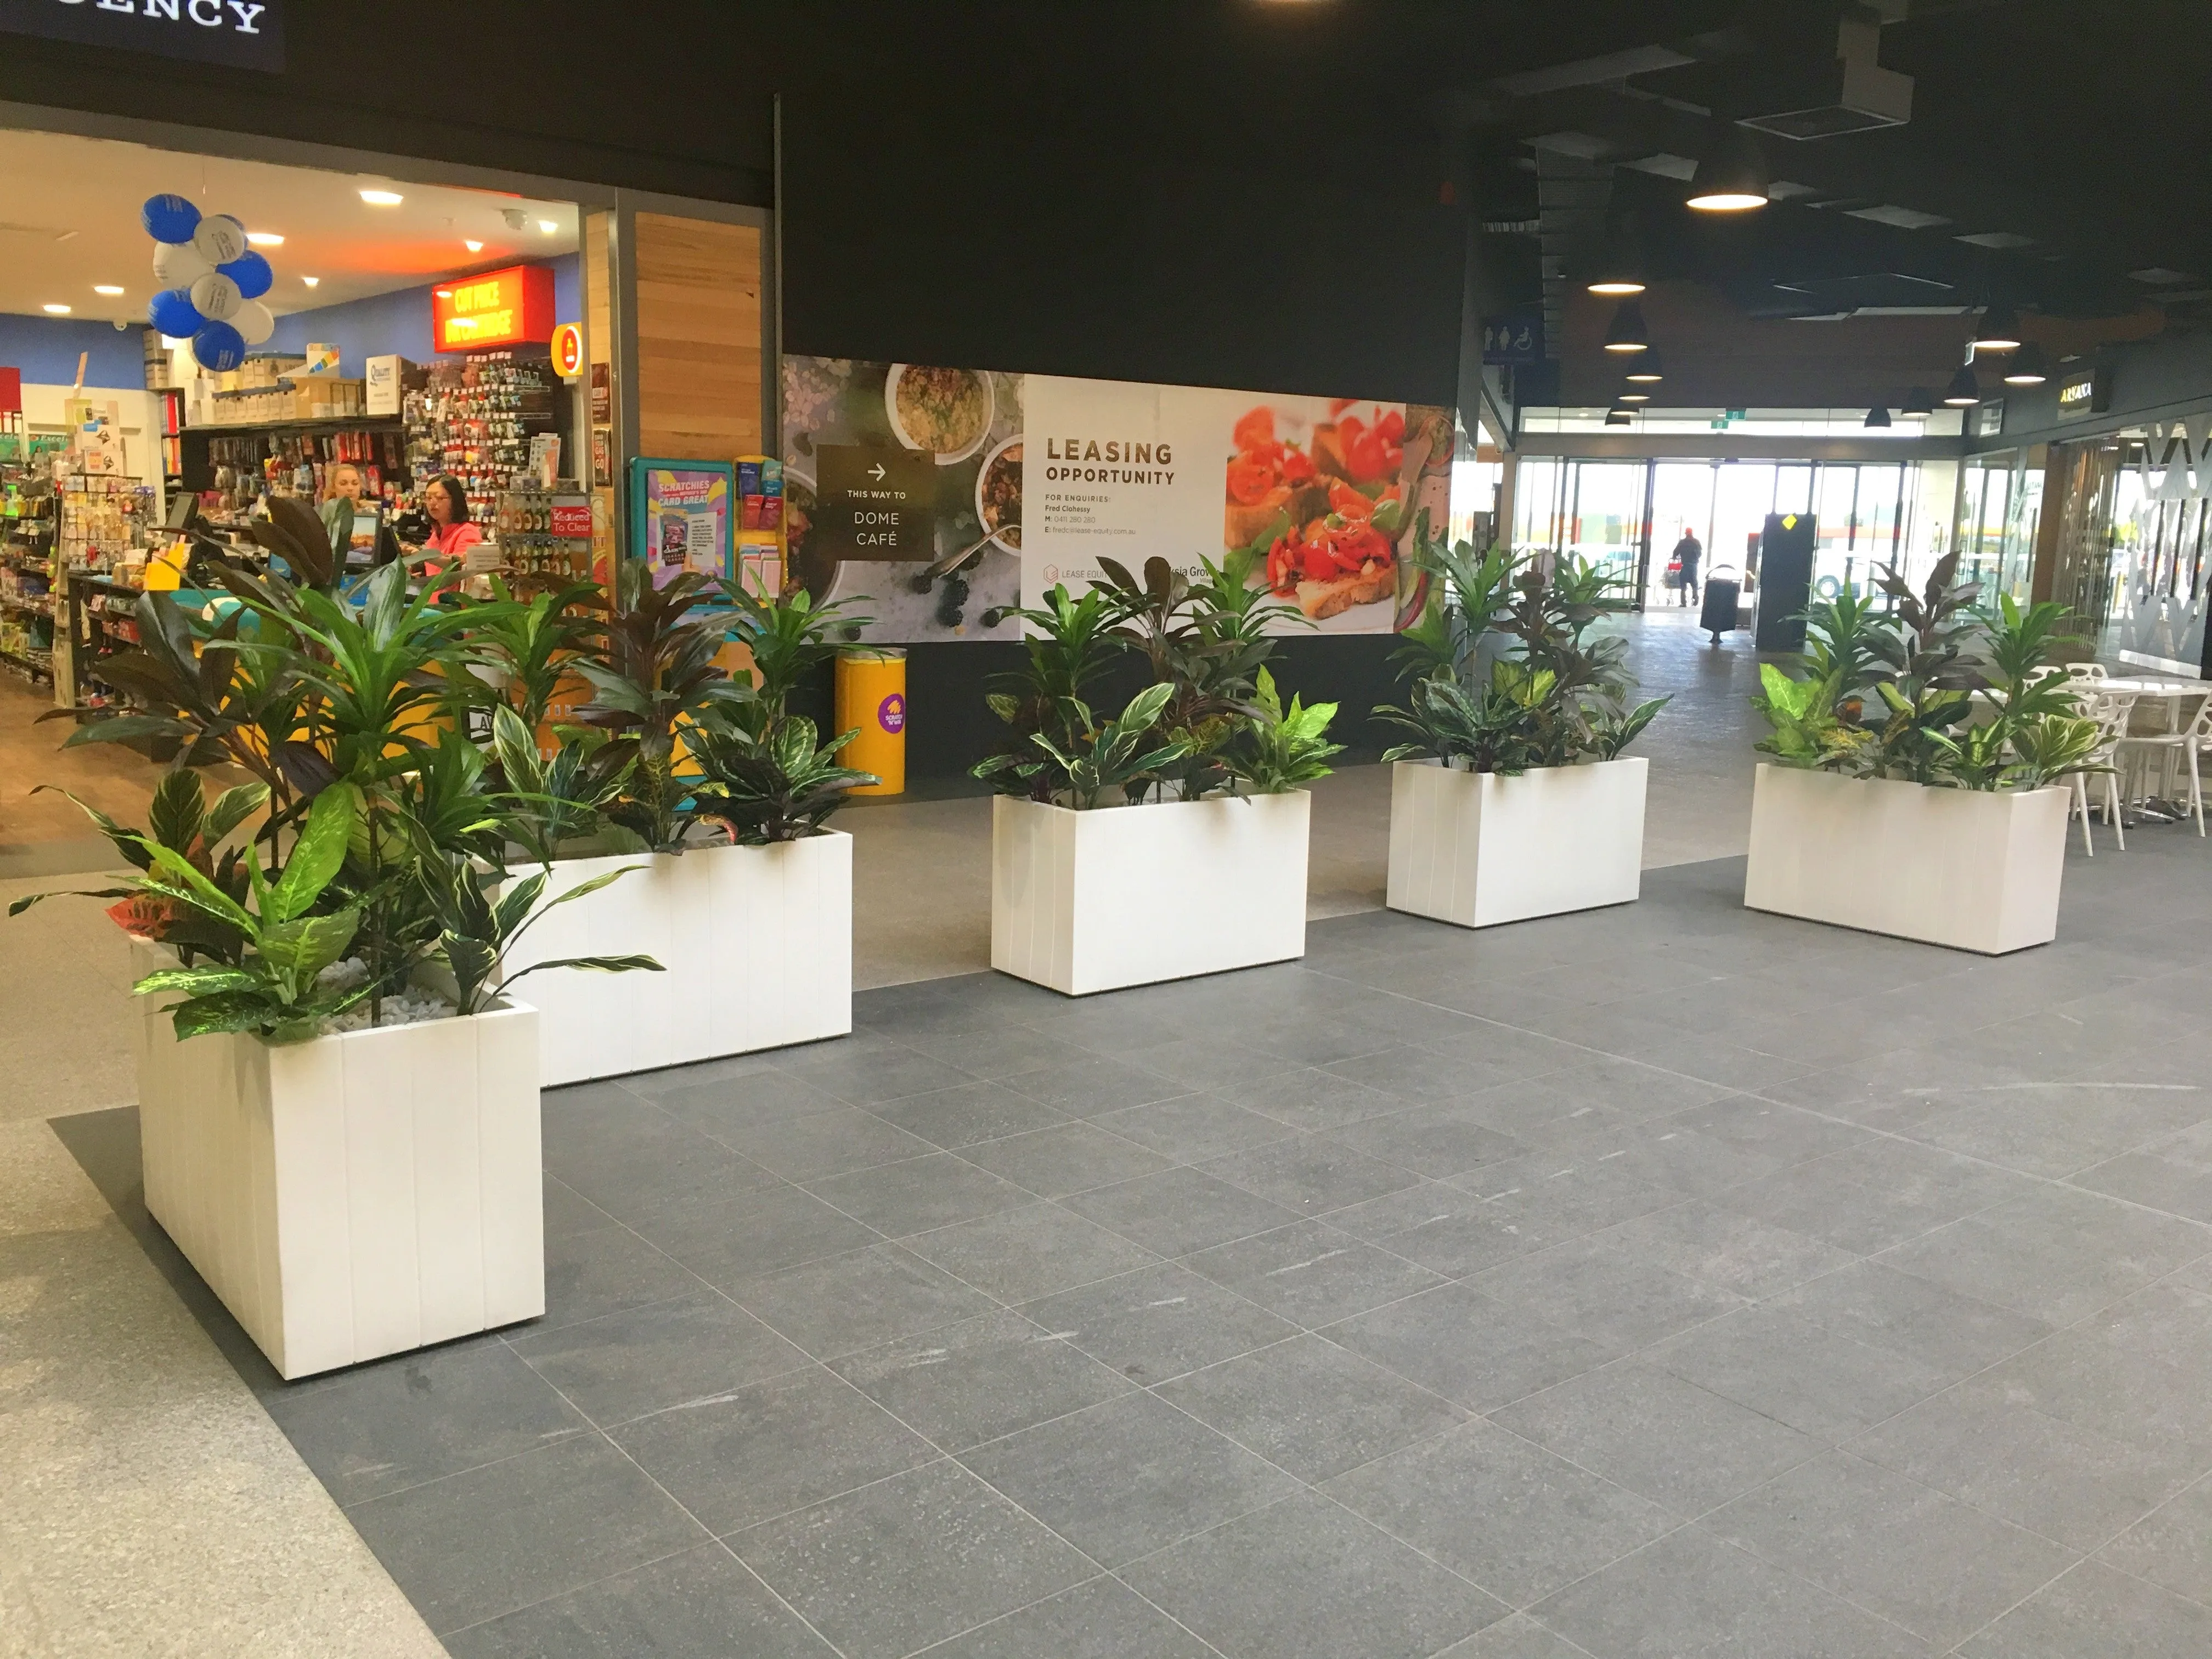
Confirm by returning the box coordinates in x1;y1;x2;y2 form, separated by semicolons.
714;579;872;713
466;578;606;731
686;707;879;844
1229;667;1342;793
491;705;639;864
411;856;662;1015
1027;681;1193;810
972;583;1139;803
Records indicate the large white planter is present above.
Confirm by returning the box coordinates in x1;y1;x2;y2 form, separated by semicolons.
1387;757;1647;929
1742;763;2070;954
133;947;544;1381
502;834;853;1086
991;792;1310;995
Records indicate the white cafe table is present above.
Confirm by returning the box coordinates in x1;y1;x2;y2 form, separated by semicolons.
2100;679;2212;819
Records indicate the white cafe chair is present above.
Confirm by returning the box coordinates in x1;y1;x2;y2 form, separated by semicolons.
2071;691;2136;855
2117;687;2212;837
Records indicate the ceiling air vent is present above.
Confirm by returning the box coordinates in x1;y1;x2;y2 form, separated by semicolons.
1739;10;1913;140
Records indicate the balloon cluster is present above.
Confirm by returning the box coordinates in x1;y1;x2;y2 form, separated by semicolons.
140;194;279;374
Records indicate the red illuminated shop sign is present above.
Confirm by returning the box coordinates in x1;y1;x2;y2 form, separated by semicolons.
432;265;555;354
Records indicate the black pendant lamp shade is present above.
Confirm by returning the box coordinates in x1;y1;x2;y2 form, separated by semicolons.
1899;387;1936;417
1687;126;1771;212
2003;342;2051;385
1602;298;1651;353
1624;351;1665;384
1587;215;1647;296
1972;302;2023;352
1944;363;1983;406
1605;407;1634;427
1865;404;1893;429
1619;385;1652;403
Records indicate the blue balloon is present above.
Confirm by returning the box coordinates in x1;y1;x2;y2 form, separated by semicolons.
141;193;201;245
218;250;273;300
191;320;247;374
148;287;206;339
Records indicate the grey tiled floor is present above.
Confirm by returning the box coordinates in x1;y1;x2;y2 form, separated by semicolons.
68;840;2212;1658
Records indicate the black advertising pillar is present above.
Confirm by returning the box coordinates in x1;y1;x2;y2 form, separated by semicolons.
1754;511;1817;653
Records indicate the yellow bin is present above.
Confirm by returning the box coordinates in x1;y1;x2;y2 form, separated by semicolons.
836;646;907;795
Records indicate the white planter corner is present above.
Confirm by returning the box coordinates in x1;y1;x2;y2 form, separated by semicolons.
1742;762;2070;954
133;945;544;1382
1386;756;1648;929
991;791;1310;995
501;833;853;1087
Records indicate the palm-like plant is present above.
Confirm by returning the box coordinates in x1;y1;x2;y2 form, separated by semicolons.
713;578;871;712
466;578;606;731
972;584;1138;803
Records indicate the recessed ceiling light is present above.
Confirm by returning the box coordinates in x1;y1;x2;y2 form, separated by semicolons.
302;275;320;287
246;231;285;247
42;303;70;314
93;285;125;297
464;240;484;252
359;189;404;206
537;219;559;235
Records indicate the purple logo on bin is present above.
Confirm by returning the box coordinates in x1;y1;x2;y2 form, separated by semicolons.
878;693;907;735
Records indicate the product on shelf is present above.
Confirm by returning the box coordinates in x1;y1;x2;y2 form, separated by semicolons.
407;351;561;524
493;481;594;590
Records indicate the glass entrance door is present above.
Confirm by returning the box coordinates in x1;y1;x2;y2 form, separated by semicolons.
1562;461;1652;606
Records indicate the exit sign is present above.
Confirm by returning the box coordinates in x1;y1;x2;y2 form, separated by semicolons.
432;265;555;354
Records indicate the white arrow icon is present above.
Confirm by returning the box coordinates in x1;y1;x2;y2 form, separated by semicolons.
868;463;887;481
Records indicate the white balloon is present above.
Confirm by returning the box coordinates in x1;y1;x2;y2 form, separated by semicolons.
232;298;275;346
153;240;213;288
191;213;247;266
189;271;243;323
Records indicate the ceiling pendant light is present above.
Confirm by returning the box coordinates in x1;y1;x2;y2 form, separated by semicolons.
1687;126;1771;212
1605;407;1634;427
1899;387;1936;417
1944;363;1983;406
1619;385;1652;403
1865;404;1893;429
2002;342;2050;386
1624;351;1664;385
1602;298;1651;354
1587;214;1647;297
1971;301;2023;352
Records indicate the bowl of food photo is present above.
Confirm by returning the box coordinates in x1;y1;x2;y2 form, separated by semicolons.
974;433;1023;554
885;364;995;466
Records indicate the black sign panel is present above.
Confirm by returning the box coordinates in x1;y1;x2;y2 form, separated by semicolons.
2055;366;2112;422
815;444;938;563
1755;511;1818;654
0;0;286;71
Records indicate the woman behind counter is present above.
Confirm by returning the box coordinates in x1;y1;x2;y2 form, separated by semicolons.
413;475;483;577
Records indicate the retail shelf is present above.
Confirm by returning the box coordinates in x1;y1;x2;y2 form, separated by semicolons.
185;415;405;436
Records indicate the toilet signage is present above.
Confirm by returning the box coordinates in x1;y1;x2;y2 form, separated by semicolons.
0;0;286;72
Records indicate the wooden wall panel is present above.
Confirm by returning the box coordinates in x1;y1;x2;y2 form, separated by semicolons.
634;213;763;461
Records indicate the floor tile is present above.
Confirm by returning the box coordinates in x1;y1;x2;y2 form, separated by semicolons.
1959;1559;2212;1659
1447;1148;1686;1250
709;1106;940;1182
958;1391;1301;1568
1120;1492;1509;1659
1196;1133;1423;1215
1322;1043;1521;1107
2097;1476;2212;1604
1468;1235;1746;1351
508;1292;810;1429
731;1460;1093;1659
1910;1086;2209;1180
1018;1263;1300;1385
729;1245;998;1359
1211;1065;1407;1131
1457;1058;1737;1143
1532;1525;1934;1659
1322;1178;1558;1276
1716;1135;2041;1255
919;1575;1213;1658
1060;1167;1305;1259
1492;1359;1823;1514
1593;1199;1858;1299
1875;1184;2212;1326
1002;1055;1195;1116
1431;1612;1600;1658
265;1340;591;1506
1328;1103;1530;1178
542;1091;782;1217
803;1152;1037;1238
900;1202;1161;1304
1125;1034;1305;1091
541;1173;610;1241
865;1080;1074;1149
540;1224;701;1332
1773;1259;2057;1375
609;1367;936;1536
1708;1451;2080;1649
896;1023;1097;1080
1181;1219;1449;1327
1648;1305;1954;1442
1322;1418;1676;1605
630;1185;883;1286
653;1068;851;1136
953;1120;1176;1198
440;1543;833;1658
346;1435;706;1635
1974;1283;2212;1458
1155;1333;1465;1482
2072;1136;2212;1223
619;1049;785;1096
776;1040;979;1107
1323;1283;1618;1411
1091;1094;1300;1161
1532;1114;1796;1198
829;1311;1133;1452
1849;1380;2198;1552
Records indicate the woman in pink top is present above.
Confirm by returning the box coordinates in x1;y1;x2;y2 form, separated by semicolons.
416;475;483;577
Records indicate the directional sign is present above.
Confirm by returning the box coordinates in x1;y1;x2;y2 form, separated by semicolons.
816;444;939;562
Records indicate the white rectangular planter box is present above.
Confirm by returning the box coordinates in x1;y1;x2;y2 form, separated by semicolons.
1742;763;2070;954
133;946;544;1381
991;791;1310;995
1387;757;1648;929
502;834;853;1086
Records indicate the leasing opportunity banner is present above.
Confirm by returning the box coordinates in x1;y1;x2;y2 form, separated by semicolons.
781;355;1453;644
